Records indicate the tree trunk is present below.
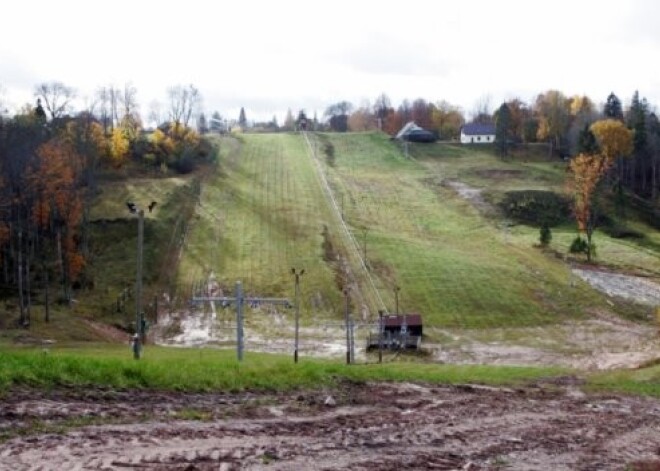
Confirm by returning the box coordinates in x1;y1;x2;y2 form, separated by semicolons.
652;153;658;200
43;257;50;323
17;231;25;327
25;234;31;327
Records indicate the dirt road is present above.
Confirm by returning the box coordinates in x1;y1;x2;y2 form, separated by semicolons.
1;381;659;470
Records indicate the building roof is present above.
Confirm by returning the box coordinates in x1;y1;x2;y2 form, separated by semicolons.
395;121;424;139
461;123;496;136
382;314;422;327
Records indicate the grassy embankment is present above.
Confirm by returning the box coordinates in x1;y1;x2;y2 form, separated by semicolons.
1;346;659;397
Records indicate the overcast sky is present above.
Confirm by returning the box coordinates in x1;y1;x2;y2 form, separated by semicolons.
1;0;659;123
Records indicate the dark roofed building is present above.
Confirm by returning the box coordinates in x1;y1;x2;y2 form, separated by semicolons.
395;122;437;143
367;313;423;350
382;314;423;337
460;123;495;144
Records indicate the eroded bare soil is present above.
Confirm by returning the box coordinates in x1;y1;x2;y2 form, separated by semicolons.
1;381;659;470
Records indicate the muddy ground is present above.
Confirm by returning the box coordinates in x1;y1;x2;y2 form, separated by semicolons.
1;381;659;470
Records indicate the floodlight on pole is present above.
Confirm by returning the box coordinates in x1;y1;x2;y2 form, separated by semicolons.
127;201;156;360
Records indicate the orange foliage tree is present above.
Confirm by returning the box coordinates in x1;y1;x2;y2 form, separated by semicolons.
567;119;633;261
29;138;85;301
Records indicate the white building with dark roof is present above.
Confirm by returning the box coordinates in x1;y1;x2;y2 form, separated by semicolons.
460;123;496;144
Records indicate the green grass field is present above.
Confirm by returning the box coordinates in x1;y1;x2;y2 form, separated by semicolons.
0;345;567;392
316;133;623;327
2;345;658;397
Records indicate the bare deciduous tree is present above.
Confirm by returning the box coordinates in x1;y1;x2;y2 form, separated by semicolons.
34;81;76;120
148;100;163;128
167;84;201;127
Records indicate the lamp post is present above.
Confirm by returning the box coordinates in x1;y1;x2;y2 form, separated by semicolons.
127;201;156;359
291;268;305;363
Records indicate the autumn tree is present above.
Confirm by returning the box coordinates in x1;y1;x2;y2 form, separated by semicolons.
565;95;598;155
504;98;529;143
348;105;374;132
411;98;434;130
567;119;633;261
31;139;85;304
109;127;130;167
382;108;402;136
431;101;464;140
535;90;570;157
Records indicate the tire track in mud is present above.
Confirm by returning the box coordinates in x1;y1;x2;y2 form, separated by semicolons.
1;382;659;470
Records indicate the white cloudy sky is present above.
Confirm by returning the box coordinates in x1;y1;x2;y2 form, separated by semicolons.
1;0;659;123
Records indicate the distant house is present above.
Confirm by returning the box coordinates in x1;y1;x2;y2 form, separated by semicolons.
395;122;437;143
460;123;496;144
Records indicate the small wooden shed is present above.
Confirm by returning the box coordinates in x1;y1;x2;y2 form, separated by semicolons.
367;314;423;350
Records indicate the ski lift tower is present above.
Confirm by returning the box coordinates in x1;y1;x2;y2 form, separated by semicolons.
191;280;291;361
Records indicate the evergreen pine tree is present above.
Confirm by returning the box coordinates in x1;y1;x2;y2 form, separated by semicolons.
577;124;598;154
238;107;247;128
495;102;511;157
603;92;623;120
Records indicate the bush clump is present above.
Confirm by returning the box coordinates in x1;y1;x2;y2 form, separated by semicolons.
499;190;570;226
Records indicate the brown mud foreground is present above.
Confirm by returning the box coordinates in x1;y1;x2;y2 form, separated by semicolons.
1;380;659;471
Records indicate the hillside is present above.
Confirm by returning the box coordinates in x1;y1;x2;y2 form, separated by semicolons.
5;131;658;367
183;133;655;324
136;132;660;360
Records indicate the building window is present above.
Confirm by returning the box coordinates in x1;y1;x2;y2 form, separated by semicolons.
477;136;481;141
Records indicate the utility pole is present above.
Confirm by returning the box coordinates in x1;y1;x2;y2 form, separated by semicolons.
378;310;384;364
394;285;400;316
236;281;244;361
291;268;305;363
362;227;369;268
344;288;351;365
126;200;156;360
191;280;290;362
136;208;144;353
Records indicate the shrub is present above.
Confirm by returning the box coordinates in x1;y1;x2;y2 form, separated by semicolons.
539;224;552;246
569;236;596;258
499;190;570;226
